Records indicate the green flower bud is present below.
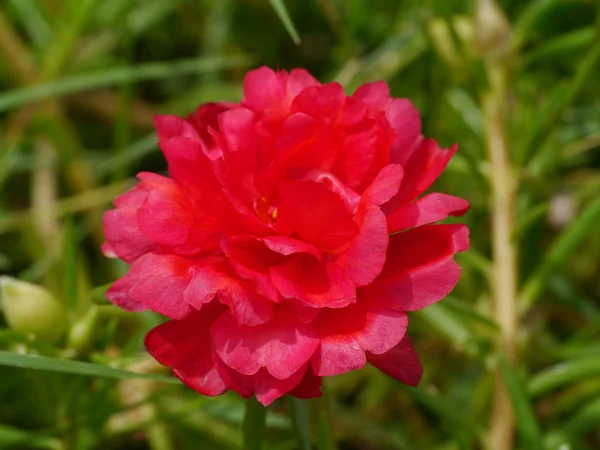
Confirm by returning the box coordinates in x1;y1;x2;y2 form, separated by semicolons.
0;277;67;344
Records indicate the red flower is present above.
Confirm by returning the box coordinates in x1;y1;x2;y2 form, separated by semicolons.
103;67;469;405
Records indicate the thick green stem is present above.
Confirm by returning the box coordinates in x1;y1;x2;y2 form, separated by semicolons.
242;398;268;450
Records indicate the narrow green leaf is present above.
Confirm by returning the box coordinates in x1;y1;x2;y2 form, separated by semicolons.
268;0;301;45
525;27;595;65
287;398;312;450
554;396;600;441
511;0;559;51
397;385;481;436
521;195;600;306
242;397;268;450
528;356;600;398
498;357;544;450
0;350;179;383
0;55;252;112
0;424;61;450
519;40;600;164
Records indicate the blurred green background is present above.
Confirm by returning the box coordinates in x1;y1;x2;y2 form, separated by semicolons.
0;0;599;449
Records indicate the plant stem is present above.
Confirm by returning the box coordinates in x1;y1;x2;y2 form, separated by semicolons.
484;61;518;450
242;398;268;450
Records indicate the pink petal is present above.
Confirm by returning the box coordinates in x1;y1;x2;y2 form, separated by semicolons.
367;336;422;387
154;114;200;142
277;180;358;250
289;365;322;399
211;306;319;380
335;205;388;286
158;137;220;206
103;184;158;263
353;81;391;114
386;99;422;166
260;236;322;260
105;275;147;312
387;193;469;232
287;68;320;96
135;172;199;255
242;66;288;113
221;236;284;303
145;304;227;396
187;102;235;153
362;224;469;311
127;253;194;319
217;364;308;406
270;254;356;308
184;263;275;326
360;164;404;208
311;300;407;377
385;139;457;211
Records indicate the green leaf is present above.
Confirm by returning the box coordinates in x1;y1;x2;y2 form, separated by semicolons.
396;385;481;437
511;0;560;51
521;195;600;306
242;397;268;450
519;40;600;164
268;0;301;45
0;55;252;112
0;424;62;450
498;357;544;450
528;356;600;398
287;398;312;450
524;27;595;65
0;350;179;383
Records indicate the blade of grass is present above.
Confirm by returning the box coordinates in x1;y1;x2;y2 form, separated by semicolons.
0;424;62;450
0;55;252;112
519;40;600;164
524;27;594;65
528;356;600;398
268;0;301;45
287;398;312;450
521;195;600;306
498;357;543;450
396;385;481;437
0;350;179;383
242;397;268;450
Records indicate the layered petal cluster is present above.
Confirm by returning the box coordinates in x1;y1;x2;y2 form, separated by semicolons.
103;67;469;405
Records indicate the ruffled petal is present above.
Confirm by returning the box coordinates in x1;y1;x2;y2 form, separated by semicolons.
387;193;469;232
127;253;194;319
102;184;158;263
385;140;457;211
367;336;422;387
154;114;200;142
386;98;422;166
353;81;391;114
184;263;275;326
311;299;407;376
270;254;356;308
362;224;469;311
105;275;147;312
145;304;227;396
289;365;322;399
135;172;199;255
335;205;388;286
277;180;358;250
211;306;319;380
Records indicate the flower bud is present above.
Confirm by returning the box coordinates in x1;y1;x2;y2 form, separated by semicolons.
0;277;67;344
475;0;511;59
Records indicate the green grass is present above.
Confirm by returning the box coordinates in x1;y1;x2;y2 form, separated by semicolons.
0;0;599;449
